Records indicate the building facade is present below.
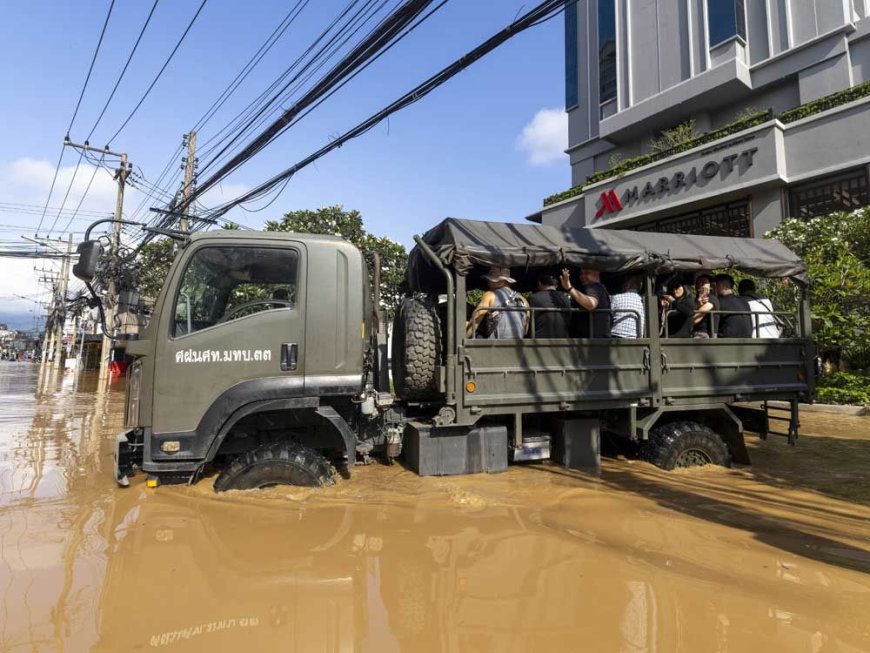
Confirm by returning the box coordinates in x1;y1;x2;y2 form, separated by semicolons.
534;0;870;236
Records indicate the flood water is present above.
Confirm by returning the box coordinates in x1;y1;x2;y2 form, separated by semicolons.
1;361;869;652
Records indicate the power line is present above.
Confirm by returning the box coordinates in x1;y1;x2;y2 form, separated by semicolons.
46;147;86;237
191;0;310;135
136;0;371;227
196;0;387;164
34;0;116;236
192;0;442;205
67;0;117;136
87;0;161;141
206;0;573;218
106;0;208;145
57;155;106;236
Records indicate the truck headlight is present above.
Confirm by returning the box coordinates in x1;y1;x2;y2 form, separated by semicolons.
125;362;142;428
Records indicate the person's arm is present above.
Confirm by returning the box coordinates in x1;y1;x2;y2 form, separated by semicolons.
560;269;599;311
520;295;530;335
673;292;694;317
693;296;713;325
466;291;495;336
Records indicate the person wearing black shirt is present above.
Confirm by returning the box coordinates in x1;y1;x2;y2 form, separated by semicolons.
661;278;695;338
692;274;719;339
560;267;612;338
714;274;753;337
528;274;571;338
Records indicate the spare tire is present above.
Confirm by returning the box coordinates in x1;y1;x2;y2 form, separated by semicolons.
391;296;443;400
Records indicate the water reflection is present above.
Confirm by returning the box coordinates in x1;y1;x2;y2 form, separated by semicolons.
1;361;869;652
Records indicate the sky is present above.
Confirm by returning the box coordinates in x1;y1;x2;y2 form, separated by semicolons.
0;0;570;329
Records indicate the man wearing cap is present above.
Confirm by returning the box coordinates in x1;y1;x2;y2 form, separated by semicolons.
560;267;612;338
467;266;528;339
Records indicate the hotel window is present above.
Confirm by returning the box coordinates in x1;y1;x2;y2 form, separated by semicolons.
599;0;617;107
789;169;870;219
636;200;752;237
707;0;746;46
565;1;579;108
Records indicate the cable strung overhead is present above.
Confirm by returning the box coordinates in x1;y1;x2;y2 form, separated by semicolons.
205;0;574;219
189;0;443;206
35;0;116;236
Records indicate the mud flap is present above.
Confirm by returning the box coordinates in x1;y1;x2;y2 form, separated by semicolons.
115;431;142;487
314;405;357;469
714;406;752;465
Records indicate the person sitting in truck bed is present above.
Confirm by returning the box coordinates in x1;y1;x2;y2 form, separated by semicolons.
714;274;753;338
560;267;612;338
738;278;781;338
528;274;571;338
660;276;694;338
692;274;718;339
610;275;645;338
466;266;528;339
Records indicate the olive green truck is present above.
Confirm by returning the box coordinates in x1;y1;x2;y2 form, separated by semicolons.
73;218;814;489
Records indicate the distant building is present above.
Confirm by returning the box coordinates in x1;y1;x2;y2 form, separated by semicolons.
533;1;870;235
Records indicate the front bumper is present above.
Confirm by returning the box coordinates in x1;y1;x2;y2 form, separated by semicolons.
115;429;143;487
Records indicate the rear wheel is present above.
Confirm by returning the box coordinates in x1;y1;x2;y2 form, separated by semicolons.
214;441;337;492
640;421;730;470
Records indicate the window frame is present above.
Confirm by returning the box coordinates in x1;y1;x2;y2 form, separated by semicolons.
168;243;301;341
706;0;747;48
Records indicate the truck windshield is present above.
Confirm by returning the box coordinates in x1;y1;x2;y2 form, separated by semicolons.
172;246;298;337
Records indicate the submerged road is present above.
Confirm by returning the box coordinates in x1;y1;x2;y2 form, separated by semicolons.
0;360;869;652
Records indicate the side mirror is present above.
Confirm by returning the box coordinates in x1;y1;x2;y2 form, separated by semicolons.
73;240;102;283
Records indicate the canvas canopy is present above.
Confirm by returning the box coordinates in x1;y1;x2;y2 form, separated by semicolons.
407;218;808;290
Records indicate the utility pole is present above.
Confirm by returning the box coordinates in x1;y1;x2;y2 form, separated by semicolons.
180;131;197;233
63;138;130;381
52;235;73;368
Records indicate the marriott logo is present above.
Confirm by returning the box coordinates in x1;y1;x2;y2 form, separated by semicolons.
594;190;623;218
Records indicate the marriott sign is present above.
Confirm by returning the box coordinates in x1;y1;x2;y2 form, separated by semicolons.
593;147;759;220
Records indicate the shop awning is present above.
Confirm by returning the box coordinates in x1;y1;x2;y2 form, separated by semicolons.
407;218;808;290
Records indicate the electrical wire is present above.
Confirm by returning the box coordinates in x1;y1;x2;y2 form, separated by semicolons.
106;0;208;145
35;0;116;236
193;0;435;194
57;155;107;237
191;0;310;135
67;0;117;136
198;0;387;163
137;0;382;230
87;0;160;141
45;148;86;236
132;0;374;237
206;0;573;218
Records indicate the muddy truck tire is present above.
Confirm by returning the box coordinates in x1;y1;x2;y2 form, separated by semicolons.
214;441;337;491
391;296;443;400
640;421;731;470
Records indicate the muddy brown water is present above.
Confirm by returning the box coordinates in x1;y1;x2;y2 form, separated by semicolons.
1;361;869;652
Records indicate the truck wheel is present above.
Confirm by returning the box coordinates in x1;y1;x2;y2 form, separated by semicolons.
640;421;730;470
392;296;442;400
214;441;337;492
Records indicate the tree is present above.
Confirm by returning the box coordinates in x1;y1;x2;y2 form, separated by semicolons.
765;208;870;365
136;222;241;303
265;206;408;314
136;238;175;304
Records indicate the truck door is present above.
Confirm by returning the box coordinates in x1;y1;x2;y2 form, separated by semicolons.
152;242;307;441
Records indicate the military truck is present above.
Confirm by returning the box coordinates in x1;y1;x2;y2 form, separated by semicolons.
72;218;814;489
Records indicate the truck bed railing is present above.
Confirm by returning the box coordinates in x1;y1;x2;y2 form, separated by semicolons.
663;309;800;338
468;306;644;339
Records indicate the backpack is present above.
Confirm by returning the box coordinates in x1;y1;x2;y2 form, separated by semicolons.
487;288;526;339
